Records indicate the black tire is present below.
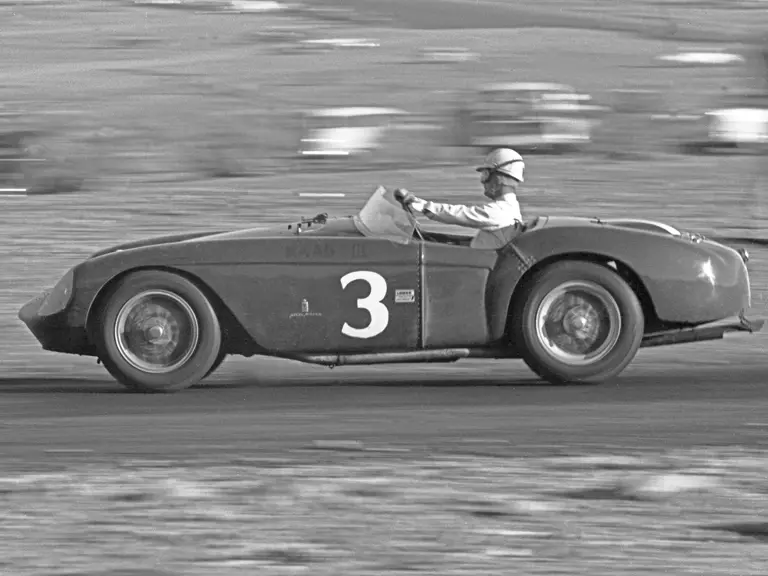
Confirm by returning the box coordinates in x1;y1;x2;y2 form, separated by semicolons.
95;270;222;393
511;261;644;385
204;351;227;379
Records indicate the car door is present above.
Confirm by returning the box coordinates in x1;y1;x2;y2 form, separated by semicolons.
247;236;422;353
420;242;500;348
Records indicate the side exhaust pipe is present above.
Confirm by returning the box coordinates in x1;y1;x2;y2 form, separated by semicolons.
290;347;519;367
641;314;765;348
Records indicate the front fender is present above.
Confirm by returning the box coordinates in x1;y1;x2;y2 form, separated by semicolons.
89;230;228;259
487;224;750;339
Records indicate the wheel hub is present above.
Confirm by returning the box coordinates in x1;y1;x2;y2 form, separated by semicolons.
562;305;597;340
145;320;170;344
114;290;200;374
535;280;622;366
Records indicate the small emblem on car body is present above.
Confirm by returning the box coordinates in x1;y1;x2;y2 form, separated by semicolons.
290;298;323;318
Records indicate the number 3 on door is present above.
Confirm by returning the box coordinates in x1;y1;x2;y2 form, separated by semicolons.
340;270;389;339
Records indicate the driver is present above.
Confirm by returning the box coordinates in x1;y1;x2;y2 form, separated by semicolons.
395;148;525;248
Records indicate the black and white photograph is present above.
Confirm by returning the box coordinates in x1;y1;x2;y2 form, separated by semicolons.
2;0;768;574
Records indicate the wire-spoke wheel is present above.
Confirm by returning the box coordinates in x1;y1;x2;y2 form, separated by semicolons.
513;261;644;385
535;280;622;366
96;270;222;393
114;290;200;374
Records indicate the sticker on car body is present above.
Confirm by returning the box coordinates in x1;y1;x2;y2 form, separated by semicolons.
395;289;415;304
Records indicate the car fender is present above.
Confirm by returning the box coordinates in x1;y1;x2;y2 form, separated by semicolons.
76;240;278;351
486;223;750;339
88;230;228;259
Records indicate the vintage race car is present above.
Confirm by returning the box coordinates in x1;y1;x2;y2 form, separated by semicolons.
19;186;764;393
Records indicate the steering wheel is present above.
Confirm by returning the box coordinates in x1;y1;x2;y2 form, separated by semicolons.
405;205;425;242
393;190;425;242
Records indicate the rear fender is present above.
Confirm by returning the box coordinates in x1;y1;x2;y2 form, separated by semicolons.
487;225;748;339
487;249;654;341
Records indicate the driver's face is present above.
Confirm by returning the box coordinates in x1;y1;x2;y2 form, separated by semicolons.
481;169;501;198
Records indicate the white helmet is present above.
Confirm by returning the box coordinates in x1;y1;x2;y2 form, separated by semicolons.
476;148;525;183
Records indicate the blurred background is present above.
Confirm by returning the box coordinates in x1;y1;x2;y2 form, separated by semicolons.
2;0;767;200
2;0;768;369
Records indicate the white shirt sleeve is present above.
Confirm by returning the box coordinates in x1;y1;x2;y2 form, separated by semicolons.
409;199;428;212
420;200;520;230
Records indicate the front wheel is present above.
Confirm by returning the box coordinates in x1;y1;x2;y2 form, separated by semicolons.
512;261;644;384
95;270;222;393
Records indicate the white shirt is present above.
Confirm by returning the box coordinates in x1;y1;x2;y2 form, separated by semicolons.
411;193;523;248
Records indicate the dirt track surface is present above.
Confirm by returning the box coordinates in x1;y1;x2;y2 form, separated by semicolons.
4;346;768;575
4;339;768;459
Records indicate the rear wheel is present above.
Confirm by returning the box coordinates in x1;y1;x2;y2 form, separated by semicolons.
512;261;644;384
95;270;222;393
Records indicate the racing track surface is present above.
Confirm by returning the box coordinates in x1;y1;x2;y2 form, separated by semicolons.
3;338;768;463
4;340;768;575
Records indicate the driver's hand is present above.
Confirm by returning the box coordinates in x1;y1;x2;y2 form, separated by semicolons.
394;188;416;206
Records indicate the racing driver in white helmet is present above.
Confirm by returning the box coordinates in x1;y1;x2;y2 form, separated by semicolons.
395;148;525;248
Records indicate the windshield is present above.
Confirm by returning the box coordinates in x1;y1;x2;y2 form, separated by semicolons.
353;186;415;244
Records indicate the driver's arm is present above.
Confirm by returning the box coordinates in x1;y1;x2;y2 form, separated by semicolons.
418;200;512;230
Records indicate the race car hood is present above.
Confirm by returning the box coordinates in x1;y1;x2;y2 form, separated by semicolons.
89;230;229;259
88;216;363;259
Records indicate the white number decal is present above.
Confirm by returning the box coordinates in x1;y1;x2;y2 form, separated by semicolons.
340;270;389;339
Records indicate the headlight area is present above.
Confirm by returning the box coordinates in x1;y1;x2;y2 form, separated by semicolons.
37;268;75;317
738;248;750;264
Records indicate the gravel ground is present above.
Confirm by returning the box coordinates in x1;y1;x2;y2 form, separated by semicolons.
3;446;768;575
